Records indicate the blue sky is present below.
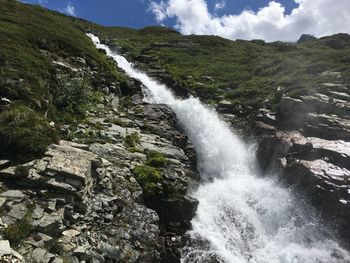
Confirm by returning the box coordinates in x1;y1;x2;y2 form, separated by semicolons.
23;0;297;28
21;0;350;41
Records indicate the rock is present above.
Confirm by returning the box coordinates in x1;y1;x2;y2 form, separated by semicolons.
62;229;80;238
0;160;10;170
44;143;97;188
32;247;55;263
0;190;27;199
6;203;28;220
0;166;18;179
46;199;57;213
32;209;65;235
297;34;317;43
0;197;6;209
25;233;53;249
0;240;24;262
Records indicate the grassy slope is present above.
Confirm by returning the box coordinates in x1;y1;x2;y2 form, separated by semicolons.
1;0;350;161
0;0;126;161
94;27;350;113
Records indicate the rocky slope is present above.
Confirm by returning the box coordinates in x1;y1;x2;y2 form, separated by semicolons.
0;75;198;262
2;0;350;261
101;27;350;246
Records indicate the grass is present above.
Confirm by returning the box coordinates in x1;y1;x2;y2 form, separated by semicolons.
132;165;162;196
2;0;350;161
146;151;169;168
4;203;35;247
94;27;350;115
0;104;58;162
0;0;128;161
124;132;140;148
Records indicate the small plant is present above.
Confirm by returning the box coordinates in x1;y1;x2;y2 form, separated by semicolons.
146;151;169;168
4;215;32;247
0;104;58;162
133;165;162;195
124;132;140;148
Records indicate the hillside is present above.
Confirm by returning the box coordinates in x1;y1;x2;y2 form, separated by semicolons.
0;0;127;161
1;0;350;262
92;26;350;115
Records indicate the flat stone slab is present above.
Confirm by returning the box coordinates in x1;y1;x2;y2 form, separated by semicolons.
45;143;97;183
0;190;27;199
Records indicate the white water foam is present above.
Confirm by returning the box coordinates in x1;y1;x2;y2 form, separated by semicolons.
88;34;350;263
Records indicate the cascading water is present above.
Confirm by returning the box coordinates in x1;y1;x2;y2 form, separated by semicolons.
88;34;350;263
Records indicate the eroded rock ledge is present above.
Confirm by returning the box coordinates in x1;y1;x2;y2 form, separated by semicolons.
253;80;350;244
0;81;198;262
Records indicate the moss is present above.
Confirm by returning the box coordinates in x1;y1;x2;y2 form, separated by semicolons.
146;151;169;168
0;104;58;162
133;165;162;195
124;132;140;148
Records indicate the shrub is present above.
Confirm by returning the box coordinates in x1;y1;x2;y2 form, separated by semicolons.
0;104;58;162
133;165;162;195
124;132;140;147
146;151;168;168
50;76;94;117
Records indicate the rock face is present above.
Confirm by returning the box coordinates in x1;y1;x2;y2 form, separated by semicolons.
252;79;350;243
0;79;198;262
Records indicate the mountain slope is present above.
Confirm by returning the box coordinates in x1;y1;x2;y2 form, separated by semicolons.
0;0;126;161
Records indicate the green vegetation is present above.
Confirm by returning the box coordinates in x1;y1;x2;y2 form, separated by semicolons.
0;0;129;161
133;165;162;195
0;104;58;162
146;151;169;168
94;27;350;114
124;132;140;148
4;203;34;247
1;0;350;161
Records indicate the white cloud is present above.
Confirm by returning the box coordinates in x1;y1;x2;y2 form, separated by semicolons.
63;2;76;16
148;1;167;22
214;1;226;12
148;0;350;41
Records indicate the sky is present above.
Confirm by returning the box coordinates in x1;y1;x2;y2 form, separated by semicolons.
22;0;350;42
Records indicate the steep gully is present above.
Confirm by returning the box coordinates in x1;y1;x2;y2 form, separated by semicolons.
88;34;350;263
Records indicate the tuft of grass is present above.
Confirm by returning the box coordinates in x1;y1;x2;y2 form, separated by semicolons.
0;104;58;162
133;165;162;195
4;203;34;247
146;151;169;168
124;132;140;148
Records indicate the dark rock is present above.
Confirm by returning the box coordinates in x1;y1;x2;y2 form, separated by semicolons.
297;34;317;43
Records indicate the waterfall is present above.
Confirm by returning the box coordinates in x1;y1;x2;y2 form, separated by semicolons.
88;34;350;263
